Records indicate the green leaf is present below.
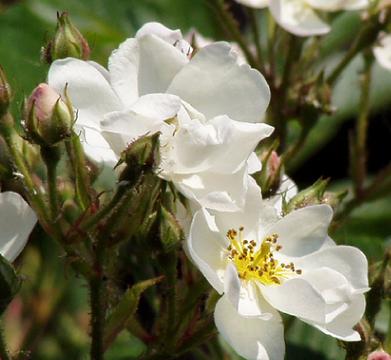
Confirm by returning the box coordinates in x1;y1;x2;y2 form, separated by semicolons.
0;254;21;314
103;276;163;351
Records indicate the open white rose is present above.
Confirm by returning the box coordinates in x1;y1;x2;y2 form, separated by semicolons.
0;192;36;262
236;0;370;36
187;179;368;360
48;22;273;211
373;33;391;71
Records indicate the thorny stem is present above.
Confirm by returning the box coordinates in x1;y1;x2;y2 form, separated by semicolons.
208;0;259;69
353;52;373;197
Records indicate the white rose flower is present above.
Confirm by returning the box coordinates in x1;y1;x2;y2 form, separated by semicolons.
48;22;273;211
235;0;370;36
0;192;36;262
373;33;391;71
187;179;369;360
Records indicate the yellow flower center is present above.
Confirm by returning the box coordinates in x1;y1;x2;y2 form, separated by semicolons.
226;227;302;285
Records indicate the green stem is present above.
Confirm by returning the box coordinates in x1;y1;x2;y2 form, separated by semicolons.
208;0;259;69
65;132;91;211
90;274;105;360
248;8;265;73
353;52;373;197
385;301;391;353
0;113;51;230
41;146;61;221
333;162;391;227
327;18;383;86
0;321;10;360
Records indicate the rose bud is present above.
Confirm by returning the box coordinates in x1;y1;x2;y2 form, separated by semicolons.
0;65;11;117
25;83;73;146
368;350;391;360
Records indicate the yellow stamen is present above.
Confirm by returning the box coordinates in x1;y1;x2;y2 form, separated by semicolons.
226;227;302;285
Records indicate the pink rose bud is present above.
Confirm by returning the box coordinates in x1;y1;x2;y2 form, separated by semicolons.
25;83;73;146
368;350;391;360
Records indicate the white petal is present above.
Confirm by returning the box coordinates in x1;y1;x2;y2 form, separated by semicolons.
343;0;370;10
136;22;192;55
108;38;140;107
215;295;285;360
167;42;270;123
261;277;326;323
131;94;181;120
172;166;248;212
137;34;189;95
295;245;369;292
48;58;122;129
167;115;273;175
206;117;273;173
76;125;119;166
269;0;331;37
224;264;273;318
248;152;262;174
101;109;171;156
310;294;366;341
235;0;269;8
305;0;345;11
214;177;277;240
187;209;227;293
374;34;391;71
265;204;333;257
0;192;37;262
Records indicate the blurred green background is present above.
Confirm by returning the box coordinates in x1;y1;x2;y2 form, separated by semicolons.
0;0;390;359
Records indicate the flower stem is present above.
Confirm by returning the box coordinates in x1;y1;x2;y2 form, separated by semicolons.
0;320;10;360
0;113;51;231
248;8;265;73
65;131;91;210
352;52;373;197
41;146;61;221
385;301;391;353
327;17;383;86
90;266;105;360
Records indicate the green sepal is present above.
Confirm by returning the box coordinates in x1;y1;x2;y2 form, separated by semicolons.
103;276;163;351
0;254;21;314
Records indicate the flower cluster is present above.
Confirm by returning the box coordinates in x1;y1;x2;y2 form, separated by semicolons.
1;14;373;359
44;22;369;360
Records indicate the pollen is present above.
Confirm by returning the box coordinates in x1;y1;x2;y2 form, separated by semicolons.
226;227;302;285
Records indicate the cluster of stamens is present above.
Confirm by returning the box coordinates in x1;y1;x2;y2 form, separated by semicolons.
226;227;302;285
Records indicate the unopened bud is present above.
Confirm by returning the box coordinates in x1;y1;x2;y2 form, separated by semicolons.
255;148;283;198
159;206;183;252
284;178;329;214
322;190;347;211
120;133;160;170
43;12;90;63
368;350;391;360
25;83;73;146
0;66;11;117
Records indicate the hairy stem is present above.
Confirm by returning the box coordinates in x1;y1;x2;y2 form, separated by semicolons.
90;270;105;360
65;131;91;211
